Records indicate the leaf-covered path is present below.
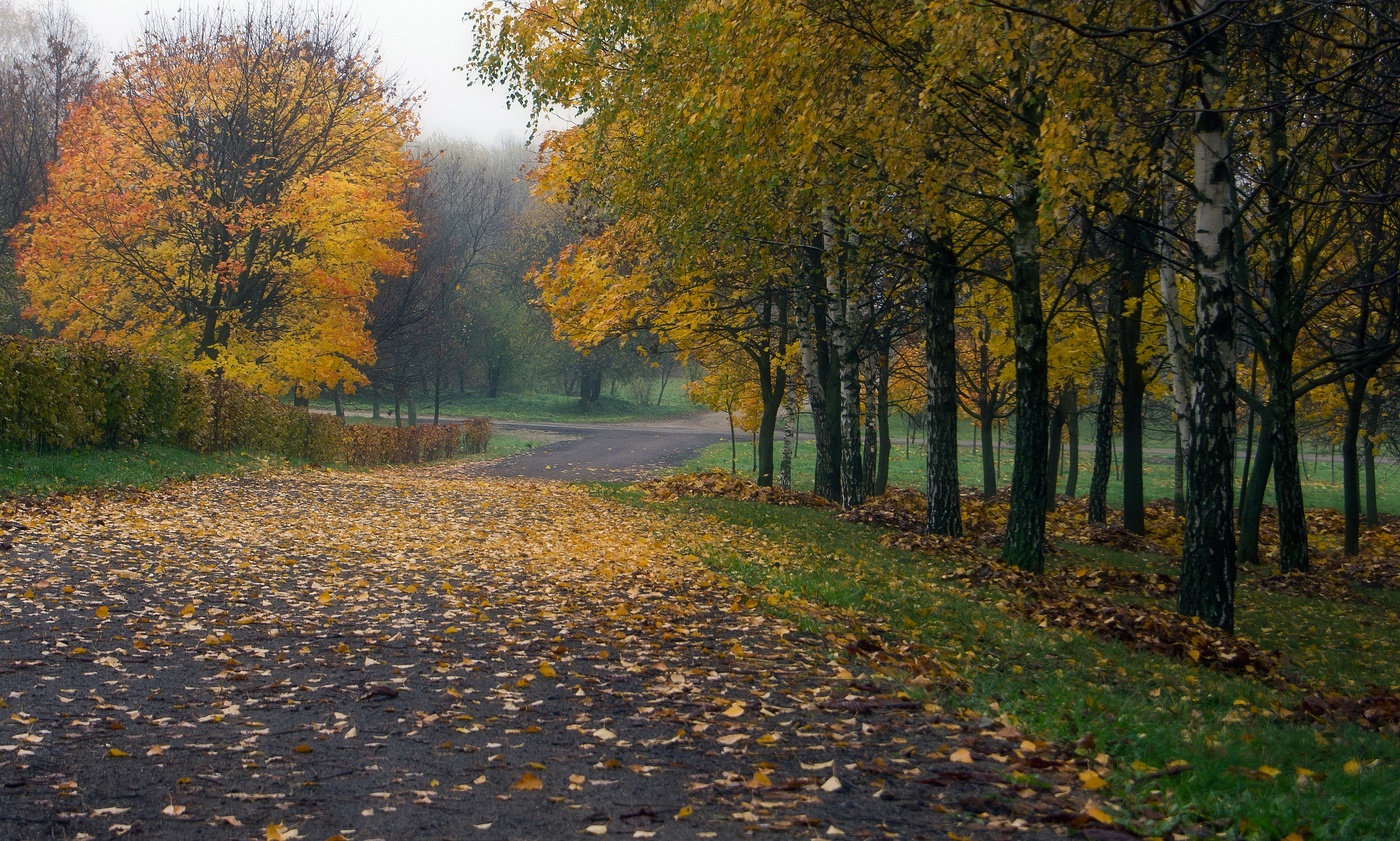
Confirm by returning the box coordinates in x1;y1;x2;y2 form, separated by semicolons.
2;466;1104;840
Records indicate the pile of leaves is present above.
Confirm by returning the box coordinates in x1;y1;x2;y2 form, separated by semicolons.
641;470;833;508
1296;689;1400;734
836;487;926;531
1047;566;1178;598
1247;568;1368;603
927;558;1281;680
1009;589;1285;681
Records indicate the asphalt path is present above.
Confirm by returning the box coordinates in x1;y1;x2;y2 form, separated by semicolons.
480;415;732;481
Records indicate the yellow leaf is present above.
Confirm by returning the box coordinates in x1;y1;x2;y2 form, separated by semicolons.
95;606;109;619
722;702;745;717
293;744;313;754
1078;770;1107;790
106;748;128;758
674;805;693;820
750;770;771;787
1343;759;1361;776
949;748;973;764
179;603;195;617
1085;806;1113;824
539;663;557;678
511;772;543;791
317;593;332;606
264;822;300;840
1257;765;1280;779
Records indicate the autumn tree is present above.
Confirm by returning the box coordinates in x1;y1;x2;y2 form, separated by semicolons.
13;7;418;395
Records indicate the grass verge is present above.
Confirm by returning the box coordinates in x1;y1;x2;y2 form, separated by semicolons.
599;485;1400;840
0;433;534;499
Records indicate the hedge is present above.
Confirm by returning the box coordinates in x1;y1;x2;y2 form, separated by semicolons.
0;337;490;465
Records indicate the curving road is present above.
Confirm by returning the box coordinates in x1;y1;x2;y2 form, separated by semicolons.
482;414;731;481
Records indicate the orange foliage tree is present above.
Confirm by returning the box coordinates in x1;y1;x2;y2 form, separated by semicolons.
11;8;419;396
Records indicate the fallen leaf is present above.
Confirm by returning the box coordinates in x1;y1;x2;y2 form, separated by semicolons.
821;775;843;792
949;748;973;764
95;606;109;619
511;772;544;791
1079;770;1108;790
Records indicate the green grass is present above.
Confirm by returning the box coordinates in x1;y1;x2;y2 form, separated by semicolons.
598;486;1400;839
695;428;1400;516
0;444;291;498
318;390;704;424
0;432;535;500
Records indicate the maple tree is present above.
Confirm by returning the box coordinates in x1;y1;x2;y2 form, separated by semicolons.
11;7;419;396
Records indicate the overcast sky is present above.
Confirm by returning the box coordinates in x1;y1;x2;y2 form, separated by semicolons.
65;0;538;146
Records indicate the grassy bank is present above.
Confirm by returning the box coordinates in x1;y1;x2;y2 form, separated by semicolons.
603;484;1400;839
0;433;535;499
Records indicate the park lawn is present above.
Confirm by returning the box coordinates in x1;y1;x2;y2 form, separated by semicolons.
693;431;1400;517
600;483;1400;840
0;433;535;499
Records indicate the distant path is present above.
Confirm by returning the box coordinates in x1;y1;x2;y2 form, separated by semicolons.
482;414;731;481
318;409;732;481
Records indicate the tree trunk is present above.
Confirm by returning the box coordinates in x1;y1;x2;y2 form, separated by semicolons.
780;379;797;491
1064;388;1079;498
1045;386;1066;512
1365;395;1381;527
980;403;997;499
433;371;442;426
1270;380;1308;572
797;241;842;502
1341;378;1367;556
1120;279;1147;535
862;353;880;498
823;207;864;507
1238;412;1273;566
756;367;786;488
1003;173;1049;573
875;350;891;496
1174;429;1185;516
333;387;344;419
925;234;963;535
1088;335;1120;524
1179;3;1237;632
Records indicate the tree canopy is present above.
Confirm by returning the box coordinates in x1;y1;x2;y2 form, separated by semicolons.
12;7;420;395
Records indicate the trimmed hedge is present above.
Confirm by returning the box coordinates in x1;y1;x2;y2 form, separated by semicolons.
0;337;490;465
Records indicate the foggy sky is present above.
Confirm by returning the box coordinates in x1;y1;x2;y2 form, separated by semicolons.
66;0;539;146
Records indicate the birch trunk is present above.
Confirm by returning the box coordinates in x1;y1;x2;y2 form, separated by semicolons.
823;206;864;507
1179;4;1238;631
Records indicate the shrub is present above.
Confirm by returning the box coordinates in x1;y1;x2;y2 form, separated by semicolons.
0;336;491;468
